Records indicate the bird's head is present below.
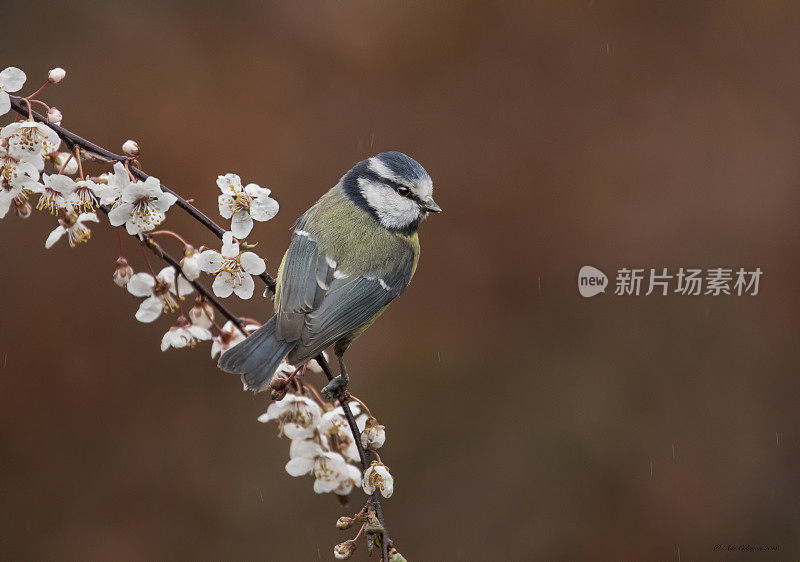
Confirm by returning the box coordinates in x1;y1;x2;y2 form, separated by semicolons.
342;151;441;235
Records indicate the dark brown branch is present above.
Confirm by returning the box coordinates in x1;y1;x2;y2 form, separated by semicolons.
8;94;277;293
315;354;391;561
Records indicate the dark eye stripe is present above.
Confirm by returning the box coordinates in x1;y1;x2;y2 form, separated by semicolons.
362;170;418;201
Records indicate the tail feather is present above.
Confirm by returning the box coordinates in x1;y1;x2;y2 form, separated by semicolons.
218;316;294;393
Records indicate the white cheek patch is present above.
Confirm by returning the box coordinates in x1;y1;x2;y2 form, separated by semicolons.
358;177;421;230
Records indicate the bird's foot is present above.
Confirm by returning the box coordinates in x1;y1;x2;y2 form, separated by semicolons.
321;371;350;401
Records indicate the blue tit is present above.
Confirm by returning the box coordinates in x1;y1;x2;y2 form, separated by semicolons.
218;151;441;397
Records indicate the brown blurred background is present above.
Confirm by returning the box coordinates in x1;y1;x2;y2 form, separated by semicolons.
1;1;799;560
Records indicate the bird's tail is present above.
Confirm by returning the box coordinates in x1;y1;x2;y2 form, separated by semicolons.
218;316;294;393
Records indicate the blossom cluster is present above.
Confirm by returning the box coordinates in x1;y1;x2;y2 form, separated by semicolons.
259;390;392;499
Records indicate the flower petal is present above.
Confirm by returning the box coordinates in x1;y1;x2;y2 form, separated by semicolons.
44;225;66;248
230;210;253;238
212;272;234;298
0;67;26;92
107;202;133;226
233;273;254;299
198;250;223;273
0;92;10;117
135;296;163;323
286;457;315;477
250;196;279;222
240;252;266;275
217;195;234;219
127;272;156;296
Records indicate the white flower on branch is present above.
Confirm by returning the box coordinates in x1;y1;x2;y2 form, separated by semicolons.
258;393;323;440
0;148;40;218
217;173;279;239
113;257;134;287
108;173;177;235
161;317;212;351
122;139;139;157
188;300;214;330
360;417;386;450
362;461;394;498
318;410;361;463
0;67;26;116
69;179;103;212
198;231;266;299
47;68;66;84
36;173;75;214
45;207;98;248
180;246;201;281
47;107;62;125
126;266;193;323
286;439;362;495
96;162;127;205
0;120;60;171
210;320;260;358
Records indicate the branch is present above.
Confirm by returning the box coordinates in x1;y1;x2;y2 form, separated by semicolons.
8;94;277;293
8;94;391;559
315;354;391;561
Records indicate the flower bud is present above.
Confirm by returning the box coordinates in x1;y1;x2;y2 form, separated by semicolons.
360;417;386;450
122;140;140;157
47;107;62;125
14;198;32;218
189;300;214;329
335;516;355;530
333;540;356;560
180;245;201;281
113;257;134;287
53;152;78;175
48;68;66;84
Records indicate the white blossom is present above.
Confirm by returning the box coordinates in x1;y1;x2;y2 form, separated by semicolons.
318;410;360;463
96;162;127;205
362;462;394;498
107;174;177;234
126;266;193;323
161;319;212;351
113;257;134;287
47;107;62;125
198;231;266;299
286;439;362;495
210;320;260;358
0;148;40;218
36;173;75;214
188;300;214;330
48;67;66;84
0;67;26;116
122;139;139;156
45;209;98;248
258;394;322;440
217;173;278;239
0;120;60;170
180;247;201;281
360;418;386;450
68;179;103;212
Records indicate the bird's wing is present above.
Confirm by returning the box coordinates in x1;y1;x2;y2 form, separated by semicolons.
275;222;413;360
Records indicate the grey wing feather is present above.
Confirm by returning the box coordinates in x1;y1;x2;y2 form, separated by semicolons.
275;226;335;342
288;259;413;363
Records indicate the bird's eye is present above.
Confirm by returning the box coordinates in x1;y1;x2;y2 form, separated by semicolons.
397;186;410;196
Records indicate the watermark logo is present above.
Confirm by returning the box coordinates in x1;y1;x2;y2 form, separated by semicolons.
578;265;608;297
578;266;762;297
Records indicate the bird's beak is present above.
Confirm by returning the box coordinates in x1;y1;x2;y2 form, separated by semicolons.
422;197;442;213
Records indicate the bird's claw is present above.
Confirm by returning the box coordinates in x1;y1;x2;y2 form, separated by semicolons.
321;373;350;400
